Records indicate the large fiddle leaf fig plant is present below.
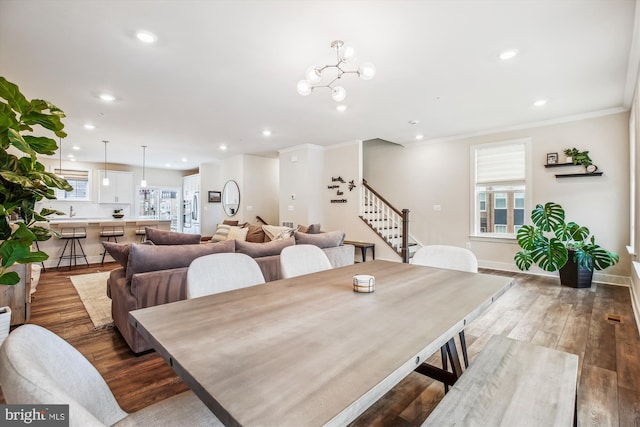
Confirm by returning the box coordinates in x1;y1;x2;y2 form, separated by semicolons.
514;202;619;273
0;76;72;285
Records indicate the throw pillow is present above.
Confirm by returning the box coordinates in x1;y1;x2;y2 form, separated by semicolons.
102;241;130;268
307;223;322;234
223;220;239;226
294;230;345;248
146;227;201;245
211;224;231;242
245;224;266;243
262;224;295;241
297;224;310;233
235;237;295;258
126;239;236;280
227;226;249;241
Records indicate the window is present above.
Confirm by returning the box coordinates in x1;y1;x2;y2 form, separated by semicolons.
472;139;529;237
53;169;90;201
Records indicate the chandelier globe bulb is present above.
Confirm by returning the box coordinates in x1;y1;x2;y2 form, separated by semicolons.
297;80;312;96
341;44;356;62
358;62;376;80
305;66;322;83
331;86;347;102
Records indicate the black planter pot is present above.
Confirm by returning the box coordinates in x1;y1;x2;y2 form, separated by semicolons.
559;250;593;288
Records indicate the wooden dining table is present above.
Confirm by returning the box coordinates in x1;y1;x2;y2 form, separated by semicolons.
129;260;513;427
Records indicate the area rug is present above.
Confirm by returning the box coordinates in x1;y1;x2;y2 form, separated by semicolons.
69;271;113;329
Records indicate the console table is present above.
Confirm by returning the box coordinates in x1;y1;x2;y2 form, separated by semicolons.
344;240;375;262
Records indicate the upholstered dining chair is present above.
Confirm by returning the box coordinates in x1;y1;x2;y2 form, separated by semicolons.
280;244;333;279
187;252;265;299
0;324;222;427
411;245;478;372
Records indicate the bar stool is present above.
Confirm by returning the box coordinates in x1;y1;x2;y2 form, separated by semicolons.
56;222;89;270
100;222;125;265
135;220;159;242
33;221;50;272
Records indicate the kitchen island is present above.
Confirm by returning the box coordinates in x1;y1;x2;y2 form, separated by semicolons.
38;218;172;268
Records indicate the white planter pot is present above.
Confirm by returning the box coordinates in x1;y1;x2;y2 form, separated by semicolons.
0;306;11;348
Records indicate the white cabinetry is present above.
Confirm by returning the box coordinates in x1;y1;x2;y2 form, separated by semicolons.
98;170;133;204
182;174;200;234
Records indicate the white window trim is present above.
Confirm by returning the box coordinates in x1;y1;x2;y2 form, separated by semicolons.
469;137;532;241
630;102;636;255
51;166;92;201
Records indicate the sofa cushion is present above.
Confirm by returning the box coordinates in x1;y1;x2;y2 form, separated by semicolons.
223;220;239;226
126;239;236;280
235;236;294;258
146;228;201;245
294;230;345;248
262;225;295;241
245;224;265;243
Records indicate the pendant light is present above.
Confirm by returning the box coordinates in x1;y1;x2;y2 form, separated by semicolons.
140;145;147;188
58;137;64;179
102;140;110;186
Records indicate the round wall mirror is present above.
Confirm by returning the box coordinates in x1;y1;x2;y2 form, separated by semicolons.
222;180;240;217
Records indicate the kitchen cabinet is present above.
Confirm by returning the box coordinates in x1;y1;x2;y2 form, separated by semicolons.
182;174;200;234
98;170;133;204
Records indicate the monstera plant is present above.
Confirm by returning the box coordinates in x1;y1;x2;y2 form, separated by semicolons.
0;76;72;284
514;202;618;287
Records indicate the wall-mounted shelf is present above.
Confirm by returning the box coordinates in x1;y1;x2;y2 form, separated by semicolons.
555;172;603;178
545;162;603;178
544;163;575;168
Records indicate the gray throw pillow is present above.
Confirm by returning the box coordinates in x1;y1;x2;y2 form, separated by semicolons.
146;228;201;245
294;230;345;248
126;239;235;279
235;237;295;258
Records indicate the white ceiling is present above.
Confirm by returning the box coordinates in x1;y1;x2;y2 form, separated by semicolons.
0;0;637;171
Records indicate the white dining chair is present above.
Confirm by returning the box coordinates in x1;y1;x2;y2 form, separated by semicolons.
280;244;333;279
187;253;265;299
0;324;222;427
411;245;478;374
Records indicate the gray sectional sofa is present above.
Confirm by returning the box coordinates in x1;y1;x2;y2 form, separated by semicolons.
105;229;355;353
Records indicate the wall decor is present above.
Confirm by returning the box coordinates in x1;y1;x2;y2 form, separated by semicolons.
546;153;558;165
208;191;221;203
328;176;355;203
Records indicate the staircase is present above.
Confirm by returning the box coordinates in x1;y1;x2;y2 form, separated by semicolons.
359;180;421;262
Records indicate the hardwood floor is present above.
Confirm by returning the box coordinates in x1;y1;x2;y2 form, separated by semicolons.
1;265;639;426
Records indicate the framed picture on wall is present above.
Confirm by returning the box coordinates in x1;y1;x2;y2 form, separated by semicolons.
546;152;558;165
208;191;221;203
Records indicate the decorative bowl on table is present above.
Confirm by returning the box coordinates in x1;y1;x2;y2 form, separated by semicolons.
112;210;124;219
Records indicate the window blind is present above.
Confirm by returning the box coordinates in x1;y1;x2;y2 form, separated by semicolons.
475;142;525;184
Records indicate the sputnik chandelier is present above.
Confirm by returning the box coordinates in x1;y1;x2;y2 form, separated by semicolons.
296;40;376;102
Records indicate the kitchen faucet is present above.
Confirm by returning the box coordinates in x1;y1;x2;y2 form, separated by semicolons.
69;205;76;217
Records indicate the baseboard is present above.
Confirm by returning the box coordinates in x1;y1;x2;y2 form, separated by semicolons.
478;260;630;287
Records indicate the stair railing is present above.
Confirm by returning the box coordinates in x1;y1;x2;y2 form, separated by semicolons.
361;180;410;263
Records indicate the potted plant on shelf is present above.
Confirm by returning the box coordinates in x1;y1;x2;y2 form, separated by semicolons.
0;76;72;285
514;202;619;288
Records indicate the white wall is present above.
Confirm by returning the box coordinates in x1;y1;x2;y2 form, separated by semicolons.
219;154;279;226
199;162;222;236
279;145;324;226
364;112;630;280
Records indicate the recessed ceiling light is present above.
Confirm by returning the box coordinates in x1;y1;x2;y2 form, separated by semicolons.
83;123;95;130
70;158;76;162
136;30;158;44
415;134;424;140
99;93;115;102
72;146;80;150
181;157;188;162
336;105;347;112
262;130;272;137
533;99;548;107
165;163;171;168
499;49;519;60
219;144;227;151
67;154;74;158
